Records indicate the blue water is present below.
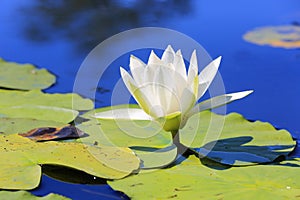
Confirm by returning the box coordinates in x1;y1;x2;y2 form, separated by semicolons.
0;0;299;199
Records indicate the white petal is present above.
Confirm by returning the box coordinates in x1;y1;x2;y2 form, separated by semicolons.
173;50;187;80
148;49;174;71
120;67;137;94
161;45;175;64
187;50;198;81
150;104;166;118
180;88;197;114
197;56;222;100
94;108;152;120
129;55;146;86
187;50;199;96
188;90;254;116
148;50;163;65
151;66;181;115
120;67;155;116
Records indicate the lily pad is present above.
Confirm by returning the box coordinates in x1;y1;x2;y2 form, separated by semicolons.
0;134;140;190
0;191;70;200
80;104;140;119
0;58;55;90
179;111;296;165
243;25;300;49
77;118;175;169
0;118;65;134
0;89;93;111
77;119;172;148
0;105;78;123
132;144;177;169
78;106;174;168
109;156;300;200
77;105;172;148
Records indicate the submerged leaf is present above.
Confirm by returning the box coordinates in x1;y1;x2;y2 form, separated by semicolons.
243;25;300;49
179;111;296;165
0;89;93;111
109;156;300;200
0;58;55;90
0;134;140;190
0;190;70;200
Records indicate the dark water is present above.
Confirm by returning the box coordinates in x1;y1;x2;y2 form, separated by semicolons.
0;0;300;199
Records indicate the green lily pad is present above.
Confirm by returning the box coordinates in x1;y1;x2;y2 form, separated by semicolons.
108;156;300;200
77;119;172;148
78;106;174;168
0;89;93;111
0;134;140;190
179;111;296;166
0;118;65;134
80;104;140;119
132;144;177;169
0;58;55;90
0;105;78;123
77;118;174;168
77;106;172;148
0;191;70;200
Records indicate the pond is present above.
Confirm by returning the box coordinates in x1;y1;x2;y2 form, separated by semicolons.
0;0;299;199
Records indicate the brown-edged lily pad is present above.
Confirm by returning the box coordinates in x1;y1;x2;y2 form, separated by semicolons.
19;125;85;141
243;25;300;49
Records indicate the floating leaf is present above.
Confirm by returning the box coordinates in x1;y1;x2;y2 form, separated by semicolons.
0;118;65;135
0;191;70;200
77;119;174;168
109;156;300;200
80;104;140;119
179;111;296;165
0;89;93;111
77;106;172;148
243;25;300;49
19;125;85;141
0;105;78;123
77;119;172;148
0;58;55;90
78;106;174;168
132;144;177;169
0;134;140;190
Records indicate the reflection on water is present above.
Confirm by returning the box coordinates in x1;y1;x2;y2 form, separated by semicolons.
21;0;193;51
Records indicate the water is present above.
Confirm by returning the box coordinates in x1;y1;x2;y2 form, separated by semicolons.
0;0;299;199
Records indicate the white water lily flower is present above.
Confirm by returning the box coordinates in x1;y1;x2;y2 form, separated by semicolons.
95;45;253;132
